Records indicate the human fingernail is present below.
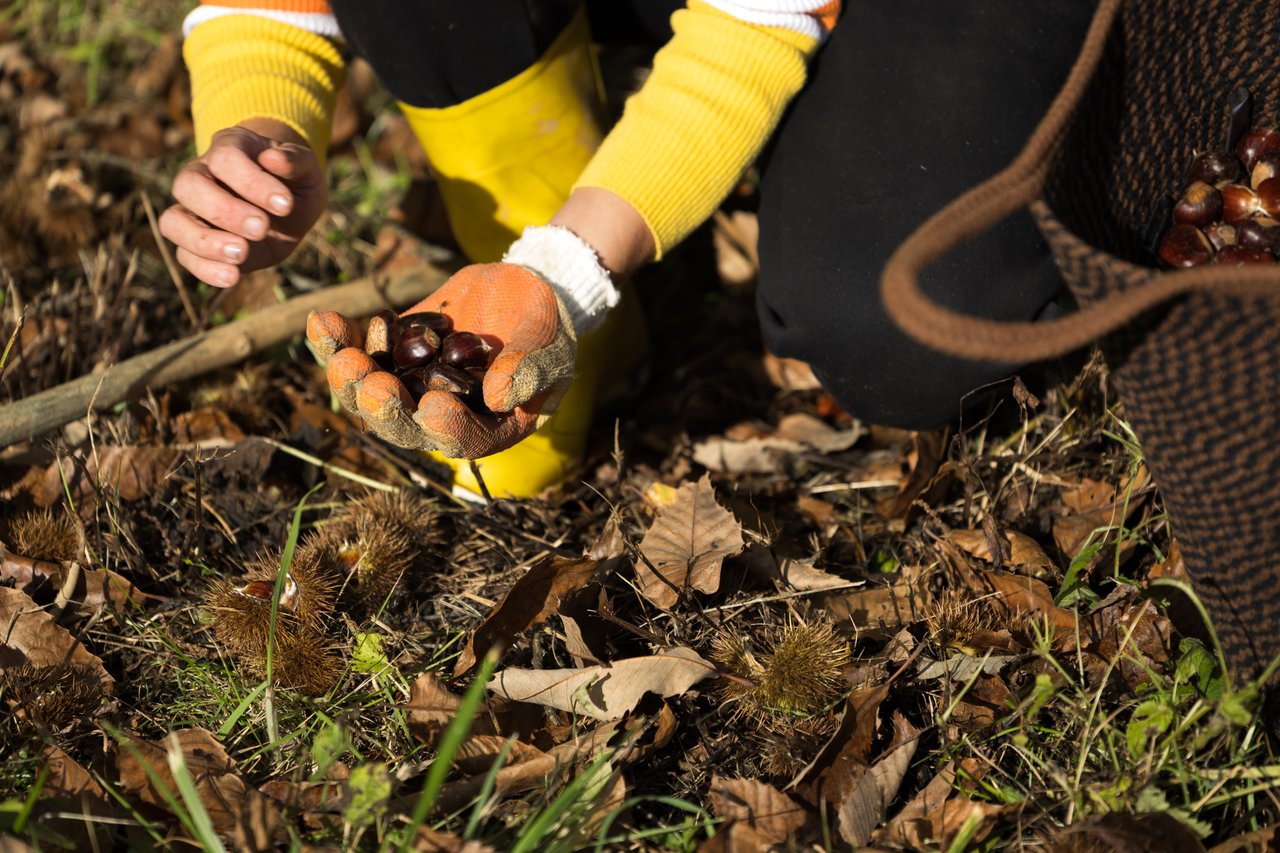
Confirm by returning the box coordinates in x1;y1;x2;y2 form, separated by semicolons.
217;268;237;286
245;215;267;239
268;193;291;215
223;243;243;261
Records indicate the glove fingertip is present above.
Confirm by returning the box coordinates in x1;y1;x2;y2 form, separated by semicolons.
307;310;363;361
356;371;414;421
326;348;377;410
481;351;526;412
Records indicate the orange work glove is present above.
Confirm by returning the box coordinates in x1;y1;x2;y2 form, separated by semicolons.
306;263;576;458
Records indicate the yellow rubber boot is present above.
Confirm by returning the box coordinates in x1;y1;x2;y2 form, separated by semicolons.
399;6;605;264
399;7;639;499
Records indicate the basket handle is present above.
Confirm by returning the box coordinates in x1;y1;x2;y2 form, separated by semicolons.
880;0;1280;364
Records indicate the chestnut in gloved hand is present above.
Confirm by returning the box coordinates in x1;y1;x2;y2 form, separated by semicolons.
307;263;578;459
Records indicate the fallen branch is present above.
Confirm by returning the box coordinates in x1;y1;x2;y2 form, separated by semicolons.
0;263;450;449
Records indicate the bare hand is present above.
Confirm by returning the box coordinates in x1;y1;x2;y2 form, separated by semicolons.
159;118;327;287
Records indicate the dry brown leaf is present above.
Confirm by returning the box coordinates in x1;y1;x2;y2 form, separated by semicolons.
875;757;999;848
259;779;349;813
405;671;462;744
1083;587;1173;687
776;559;858;592
1147;540;1188;581
942;544;1077;644
172;408;246;446
773;413;865;453
794;683;889;796
116;727;281;851
1052;466;1152;567
762;352;822;391
1211;824;1280;852
0;550;150;611
948;528;1058;579
708;776;807;845
413;826;499;853
697;822;775;852
430;724;631;816
692;415;863;474
37;745;123;851
1052;812;1206;852
488;647;716;721
876;432;950;525
836;712;921;847
0;587;112;691
818;567;925;632
451;735;550;776
692;435;804;474
948;674;1012;726
636;474;743;608
32;446;180;507
453;553;603;676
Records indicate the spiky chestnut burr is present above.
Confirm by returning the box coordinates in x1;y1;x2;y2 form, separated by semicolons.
0;663;105;733
238;630;344;697
712;620;850;726
203;577;308;659
1;508;82;563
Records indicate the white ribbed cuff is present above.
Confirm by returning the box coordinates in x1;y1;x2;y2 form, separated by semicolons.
183;6;344;38
504;225;620;336
699;0;827;39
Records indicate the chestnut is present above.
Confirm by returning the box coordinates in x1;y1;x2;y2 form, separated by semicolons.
1204;221;1238;251
1235;216;1280;252
401;311;453;338
366;309;399;364
1187;150;1242;185
1251;153;1280;189
1158;224;1214;268
392;329;441;369
1235;127;1280;172
400;369;430;401
440;332;492;368
1256;176;1280;217
1220;183;1262;222
418;363;473;395
1213;245;1275;266
1172;181;1223;226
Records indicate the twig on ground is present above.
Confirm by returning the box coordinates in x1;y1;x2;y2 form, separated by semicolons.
0;263;450;449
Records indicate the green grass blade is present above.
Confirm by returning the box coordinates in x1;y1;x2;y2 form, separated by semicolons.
263;483;323;745
217;680;269;739
165;733;228;853
393;651;501;852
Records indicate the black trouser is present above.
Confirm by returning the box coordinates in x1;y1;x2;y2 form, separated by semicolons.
328;1;1094;430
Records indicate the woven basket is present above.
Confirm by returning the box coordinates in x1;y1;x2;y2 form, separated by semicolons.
882;0;1280;681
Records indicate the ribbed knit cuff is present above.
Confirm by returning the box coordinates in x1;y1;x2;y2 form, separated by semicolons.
573;0;818;258
184;14;344;158
504;225;620;336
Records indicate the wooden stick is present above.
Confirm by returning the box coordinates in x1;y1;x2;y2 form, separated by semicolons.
0;263;450;450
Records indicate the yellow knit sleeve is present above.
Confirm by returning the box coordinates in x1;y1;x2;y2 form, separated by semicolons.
573;0;820;258
183;14;345;158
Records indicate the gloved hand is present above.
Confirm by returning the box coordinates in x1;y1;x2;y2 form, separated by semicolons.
307;263;577;459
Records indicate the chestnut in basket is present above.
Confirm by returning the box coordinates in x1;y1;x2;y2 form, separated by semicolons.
1173;181;1223;227
1158;224;1214;268
1236;127;1280;172
1157;96;1280;270
1220;183;1262;222
1213;245;1275;266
